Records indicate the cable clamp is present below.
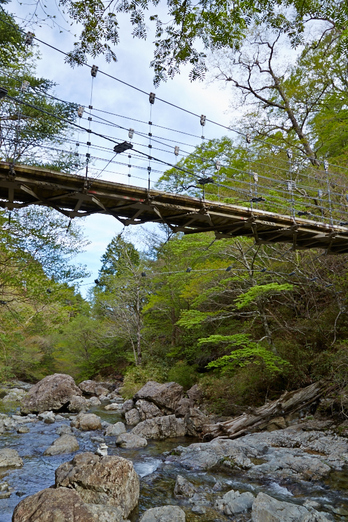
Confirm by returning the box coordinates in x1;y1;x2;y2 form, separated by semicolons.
91;65;98;77
25;32;35;45
149;92;156;104
200;114;206;126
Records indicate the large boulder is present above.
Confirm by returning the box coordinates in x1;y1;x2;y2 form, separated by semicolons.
44;434;79;456
12;487;96;522
185;407;209;437
20;374;82;414
55;452;139;518
105;421;127;437
131;415;186;440
134;381;184;413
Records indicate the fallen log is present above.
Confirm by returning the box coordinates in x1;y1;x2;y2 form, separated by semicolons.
202;380;332;441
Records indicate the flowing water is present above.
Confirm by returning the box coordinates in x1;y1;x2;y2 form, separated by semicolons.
1;403;348;521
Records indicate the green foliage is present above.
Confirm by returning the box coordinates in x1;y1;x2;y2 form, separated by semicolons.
120;361;168;399
167;361;198;390
234;283;294;309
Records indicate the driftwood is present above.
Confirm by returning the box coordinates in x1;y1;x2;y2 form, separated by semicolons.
202;380;332;441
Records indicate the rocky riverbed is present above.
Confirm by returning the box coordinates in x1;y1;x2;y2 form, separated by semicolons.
1;375;348;521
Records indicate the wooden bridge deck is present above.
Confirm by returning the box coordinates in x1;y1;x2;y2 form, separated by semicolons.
1;161;348;254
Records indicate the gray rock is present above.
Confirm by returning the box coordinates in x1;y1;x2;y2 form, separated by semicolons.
105;421;127;437
175;398;191;417
134;381;184;413
174;475;196;498
139;505;186;522
17;426;30;434
131;415;186;440
78;380;112;397
251;492;330;521
185;407;209;436
125;408;140;426
116;432;148;448
38;411;55;424
0;414;17;434
2;388;26;402
56;424;73;435
0;448;23;468
215;489;254;515
55;452;139;518
136;399;163;420
44;434;79;456
68;394;88;413
12;487;96;521
187;384;203;406
86;396;101;407
84;503;127;521
21;373;82;414
71;412;102;431
122;399;134;413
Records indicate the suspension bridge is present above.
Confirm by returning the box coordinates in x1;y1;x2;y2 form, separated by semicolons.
1;160;348;254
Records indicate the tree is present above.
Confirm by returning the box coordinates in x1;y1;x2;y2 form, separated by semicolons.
15;1;348;85
93;234;147;366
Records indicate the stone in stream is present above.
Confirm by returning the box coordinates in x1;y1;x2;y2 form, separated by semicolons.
105;421;126;437
122;398;134;413
0;448;23;468
215;488;254;515
43;434;79;456
55;452;139;518
12;487;96;522
2;388;26;402
251;492;332;521
70;412;102;431
67;394;88;413
139;505;186;522
20;373;82;414
116;432;147;448
135;399;163;420
174;475;196;498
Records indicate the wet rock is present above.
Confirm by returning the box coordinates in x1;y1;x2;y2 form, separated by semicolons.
136;399;163;420
122;399;134;413
116;432;148;448
70;412;102;431
12;487;96;522
125;408;140;426
134;381;184;413
44;434;79;456
0;414;17;433
55;452;139;518
67;394;88;413
132;415;186;440
139;505;186;521
84;503;127;521
215;489;254;515
251;492;331;521
38;411;55;424
56;424;73;435
21;373;82;414
0;448;23;468
0;481;11;499
17;426;30;434
105;421;127;437
174;475;196;498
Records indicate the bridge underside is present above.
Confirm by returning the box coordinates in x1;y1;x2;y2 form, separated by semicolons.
1;162;348;254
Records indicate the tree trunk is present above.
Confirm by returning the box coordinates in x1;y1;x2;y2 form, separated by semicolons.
202;380;331;440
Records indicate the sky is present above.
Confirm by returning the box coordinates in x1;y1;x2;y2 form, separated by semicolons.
8;0;237;296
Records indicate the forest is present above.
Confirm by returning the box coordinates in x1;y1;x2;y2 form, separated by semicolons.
1;0;348;416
